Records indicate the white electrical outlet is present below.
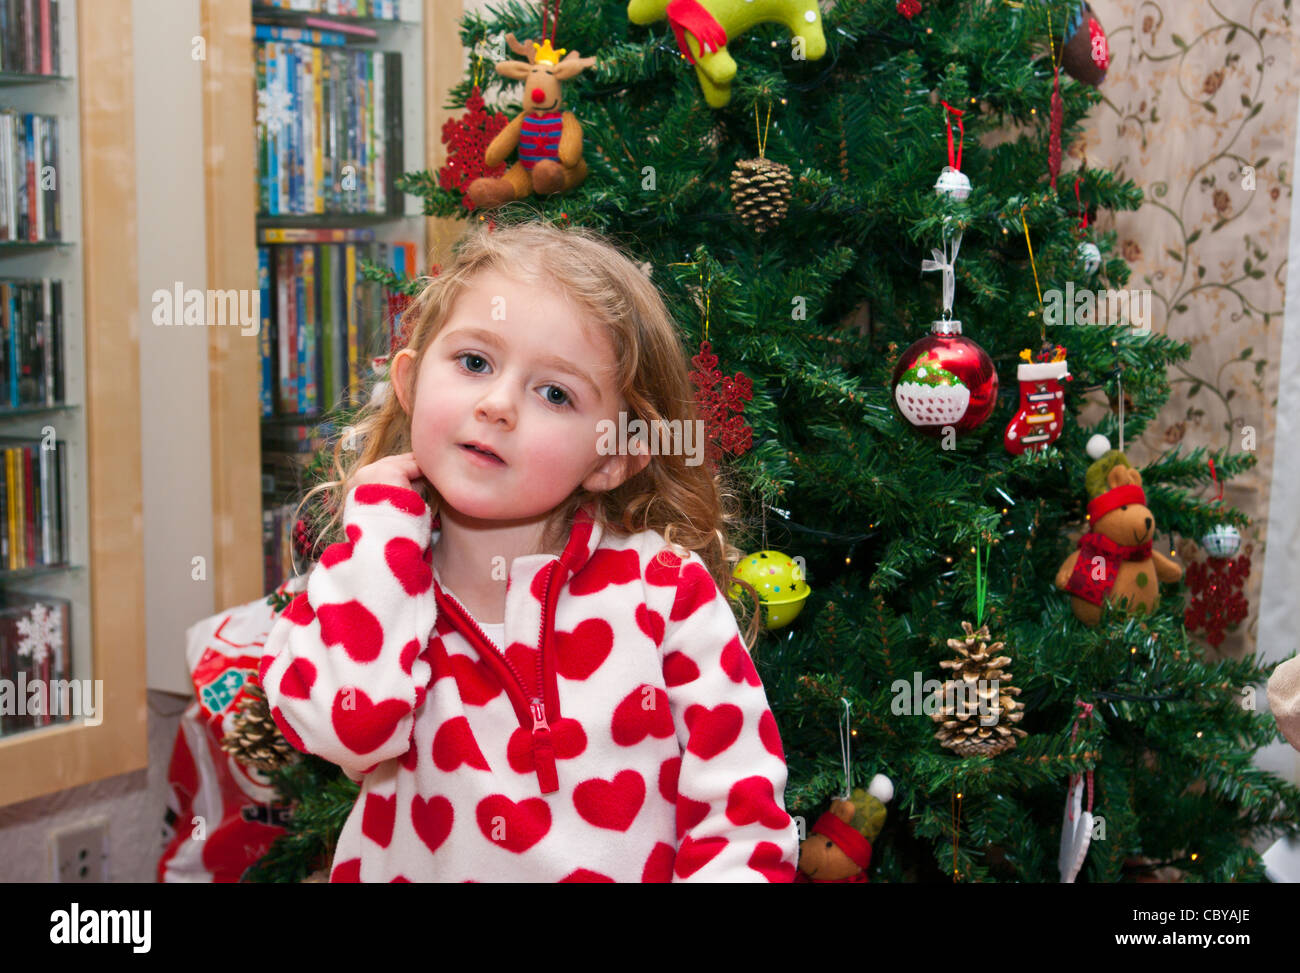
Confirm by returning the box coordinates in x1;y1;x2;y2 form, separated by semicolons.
50;817;110;883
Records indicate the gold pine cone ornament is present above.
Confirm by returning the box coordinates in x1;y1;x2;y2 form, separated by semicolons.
931;621;1027;757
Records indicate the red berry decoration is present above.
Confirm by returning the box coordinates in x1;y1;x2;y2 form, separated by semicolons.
897;0;922;18
292;518;316;561
438;86;510;211
689;340;754;468
1185;544;1252;648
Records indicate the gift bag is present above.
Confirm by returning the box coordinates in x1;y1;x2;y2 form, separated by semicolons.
157;576;305;883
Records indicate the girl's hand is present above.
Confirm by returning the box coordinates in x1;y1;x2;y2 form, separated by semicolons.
349;451;426;493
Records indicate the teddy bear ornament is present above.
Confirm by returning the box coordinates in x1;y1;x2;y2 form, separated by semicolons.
796;774;893;883
1054;436;1183;626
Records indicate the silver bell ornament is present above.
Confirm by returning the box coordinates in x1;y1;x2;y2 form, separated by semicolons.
1077;241;1101;275
1201;524;1242;559
934;166;971;201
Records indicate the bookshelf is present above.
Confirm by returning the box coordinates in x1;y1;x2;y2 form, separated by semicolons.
202;0;456;611
251;0;432;593
0;0;147;806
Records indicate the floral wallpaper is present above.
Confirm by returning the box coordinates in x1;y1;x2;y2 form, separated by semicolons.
1076;0;1296;660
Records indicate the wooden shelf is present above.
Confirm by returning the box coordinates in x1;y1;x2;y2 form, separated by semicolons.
0;0;147;808
0;71;72;87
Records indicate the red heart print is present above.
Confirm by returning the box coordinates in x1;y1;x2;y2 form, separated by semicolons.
361;793;397;848
645;549;683;588
320;524;361;569
663;651;700;687
673;835;728;879
399;639;421;677
573;770;646;832
450;653;503;706
476;795;551;853
642;842;676;883
725;776;788;829
282;592;315;626
410;795;454;854
278;658;316;699
386;537;432;595
635;603;665;645
759;710;785;760
610;685;674;747
432;716;490;772
506;718;587;772
720;637;761;686
331;687;409;755
658;756;681;804
684;703;743;760
559;868;614;883
554;618;614;680
330;858;361;883
671;563;716;622
676;795;711;839
317;600;385;664
354;484;427;516
570;548;640;595
748;842;796;883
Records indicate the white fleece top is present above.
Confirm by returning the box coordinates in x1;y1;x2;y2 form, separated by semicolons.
259;483;798;882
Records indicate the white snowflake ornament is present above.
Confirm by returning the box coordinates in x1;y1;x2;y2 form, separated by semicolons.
257;79;294;135
17;601;64;671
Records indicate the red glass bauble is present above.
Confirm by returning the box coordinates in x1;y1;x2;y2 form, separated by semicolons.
891;319;998;434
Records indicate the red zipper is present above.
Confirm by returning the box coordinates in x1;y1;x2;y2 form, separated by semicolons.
433;567;561;794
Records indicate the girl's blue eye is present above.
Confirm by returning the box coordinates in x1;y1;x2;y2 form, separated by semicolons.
454;353;574;409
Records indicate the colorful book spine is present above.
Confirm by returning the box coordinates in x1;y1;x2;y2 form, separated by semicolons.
344;243;357;403
258;247;272;417
320;244;335;411
312;46;324;214
276;247;290;412
260;226;374;243
253;25;348;46
256;44;268;214
295;252;306;412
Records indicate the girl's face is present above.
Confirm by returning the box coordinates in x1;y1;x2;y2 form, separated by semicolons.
390;269;647;525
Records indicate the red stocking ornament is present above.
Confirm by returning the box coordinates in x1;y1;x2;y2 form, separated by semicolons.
1004;344;1070;455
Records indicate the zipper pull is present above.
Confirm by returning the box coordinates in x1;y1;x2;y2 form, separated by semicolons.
530;698;559;794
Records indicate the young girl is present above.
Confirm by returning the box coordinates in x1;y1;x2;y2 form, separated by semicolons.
259;218;797;882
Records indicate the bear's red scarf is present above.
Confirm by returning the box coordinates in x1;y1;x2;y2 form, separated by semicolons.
1066;532;1154;606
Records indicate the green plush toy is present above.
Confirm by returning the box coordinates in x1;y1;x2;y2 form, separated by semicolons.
627;0;826;107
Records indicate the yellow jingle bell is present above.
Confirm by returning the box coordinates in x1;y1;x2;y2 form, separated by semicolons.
730;550;810;629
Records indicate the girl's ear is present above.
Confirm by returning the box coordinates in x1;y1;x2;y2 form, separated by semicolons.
390;349;416;415
582;443;651;494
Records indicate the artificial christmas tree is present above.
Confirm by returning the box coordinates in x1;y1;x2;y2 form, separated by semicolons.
250;0;1300;883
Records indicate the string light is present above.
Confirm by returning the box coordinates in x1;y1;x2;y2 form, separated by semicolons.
1190;852;1199;861
1130;646;1137;654
1196;731;1203;738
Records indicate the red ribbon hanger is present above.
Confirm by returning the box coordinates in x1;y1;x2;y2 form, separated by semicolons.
940;100;964;171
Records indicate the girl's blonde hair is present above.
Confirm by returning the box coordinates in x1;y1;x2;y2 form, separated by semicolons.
298;213;763;651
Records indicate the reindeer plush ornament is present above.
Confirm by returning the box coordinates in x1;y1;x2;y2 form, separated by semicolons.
466;35;595;210
1055;439;1182;626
